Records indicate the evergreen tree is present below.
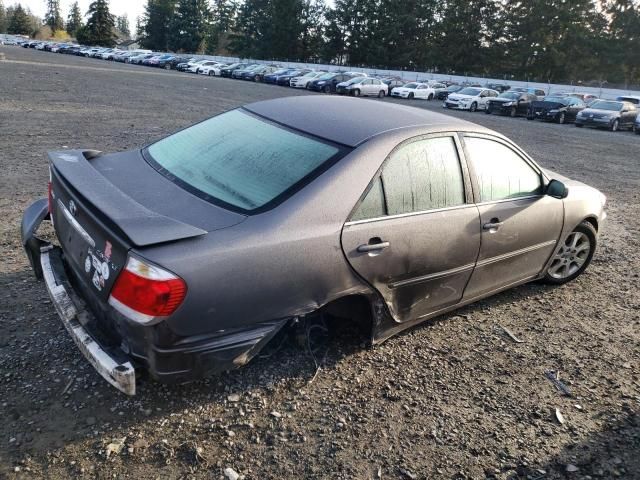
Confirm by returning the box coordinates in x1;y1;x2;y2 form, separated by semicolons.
66;1;83;37
168;0;210;52
139;0;174;51
606;0;640;87
7;4;31;35
81;0;116;47
228;0;270;57
45;0;64;32
0;0;7;34
116;14;130;37
212;0;236;32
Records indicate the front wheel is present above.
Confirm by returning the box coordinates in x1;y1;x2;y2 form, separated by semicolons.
575;123;583;127
557;112;566;124
634;124;640;135
408;92;414;99
353;89;360;97
323;85;331;94
544;221;597;285
164;64;171;70
510;107;517;117
428;93;433;100
610;119;619;131
208;71;214;76
485;107;492;115
470;102;478;112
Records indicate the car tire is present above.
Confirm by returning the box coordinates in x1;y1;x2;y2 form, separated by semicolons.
470;102;478;112
408;93;414;99
428;94;433;100
634;124;640;135
558;112;566;124
610;119;619;131
208;71;215;76
575;123;583;127
323;85;331;94
353;89;360;97
485;107;492;115
510;107;517;117
164;64;171;70
543;221;597;285
526;115;534;120
378;90;385;98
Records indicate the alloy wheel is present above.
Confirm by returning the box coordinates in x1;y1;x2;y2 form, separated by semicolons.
547;232;591;280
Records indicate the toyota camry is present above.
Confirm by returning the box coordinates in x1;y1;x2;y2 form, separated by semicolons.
22;97;606;395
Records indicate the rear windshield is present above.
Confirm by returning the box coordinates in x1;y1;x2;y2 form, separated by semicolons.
146;110;344;213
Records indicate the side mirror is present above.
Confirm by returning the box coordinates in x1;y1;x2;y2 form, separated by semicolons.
546;179;569;199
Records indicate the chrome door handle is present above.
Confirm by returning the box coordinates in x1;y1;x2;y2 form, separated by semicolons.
357;241;390;253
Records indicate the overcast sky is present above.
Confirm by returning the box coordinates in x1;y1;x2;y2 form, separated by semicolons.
15;1;145;26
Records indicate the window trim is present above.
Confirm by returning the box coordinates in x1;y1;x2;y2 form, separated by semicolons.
459;132;548;205
346;132;472;223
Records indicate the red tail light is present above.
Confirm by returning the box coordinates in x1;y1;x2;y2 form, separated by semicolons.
109;256;187;325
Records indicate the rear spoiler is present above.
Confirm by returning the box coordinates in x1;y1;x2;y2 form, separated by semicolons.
49;150;207;247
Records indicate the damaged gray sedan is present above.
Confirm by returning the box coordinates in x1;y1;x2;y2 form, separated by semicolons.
22;96;606;395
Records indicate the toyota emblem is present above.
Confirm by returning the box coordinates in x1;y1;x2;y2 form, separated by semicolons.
69;200;77;217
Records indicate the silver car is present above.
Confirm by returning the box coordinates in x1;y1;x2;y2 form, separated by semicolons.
336;77;389;97
22;97;606;395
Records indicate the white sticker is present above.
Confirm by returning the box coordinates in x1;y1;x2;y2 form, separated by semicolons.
84;256;91;273
101;262;110;280
92;270;102;291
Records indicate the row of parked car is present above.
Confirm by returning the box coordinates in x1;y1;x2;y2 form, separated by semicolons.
16;39;640;134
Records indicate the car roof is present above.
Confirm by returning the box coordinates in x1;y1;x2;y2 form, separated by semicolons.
244;96;486;147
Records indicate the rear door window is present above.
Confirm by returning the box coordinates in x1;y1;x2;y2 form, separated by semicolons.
351;136;466;220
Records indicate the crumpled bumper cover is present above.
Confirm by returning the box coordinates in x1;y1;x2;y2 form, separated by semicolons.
40;245;137;395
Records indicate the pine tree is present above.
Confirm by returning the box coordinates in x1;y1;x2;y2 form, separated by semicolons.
168;0;210;52
116;15;130;37
139;0;175;51
7;3;31;35
80;0;117;47
0;0;7;34
45;0;64;32
606;0;640;87
66;1;83;37
212;0;236;32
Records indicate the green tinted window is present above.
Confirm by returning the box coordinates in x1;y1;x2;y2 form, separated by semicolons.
147;110;340;212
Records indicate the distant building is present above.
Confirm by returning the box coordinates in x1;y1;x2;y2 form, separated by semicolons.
118;40;141;51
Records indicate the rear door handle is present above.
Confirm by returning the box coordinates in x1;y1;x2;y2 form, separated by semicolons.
483;220;504;231
357;241;390;253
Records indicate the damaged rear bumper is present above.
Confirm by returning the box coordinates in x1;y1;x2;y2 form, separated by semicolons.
23;200;288;394
40;245;137;395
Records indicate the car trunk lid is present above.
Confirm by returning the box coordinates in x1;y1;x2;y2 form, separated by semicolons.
48;149;245;300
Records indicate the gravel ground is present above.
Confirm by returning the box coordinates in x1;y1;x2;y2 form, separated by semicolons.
0;47;639;480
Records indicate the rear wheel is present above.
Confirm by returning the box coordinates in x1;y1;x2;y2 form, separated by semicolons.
610;119;619;131
208;71;214;76
164;64;171;70
323;85;331;94
378;90;385;98
575;123;583;127
470;102;478;112
485;106;492;115
544;221;596;285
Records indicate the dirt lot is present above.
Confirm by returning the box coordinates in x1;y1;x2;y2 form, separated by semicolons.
0;47;639;480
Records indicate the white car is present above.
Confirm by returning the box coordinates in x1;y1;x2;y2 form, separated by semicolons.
290;71;325;88
199;63;227;76
390;82;436;100
188;61;221;74
444;87;499;111
337;77;388;97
